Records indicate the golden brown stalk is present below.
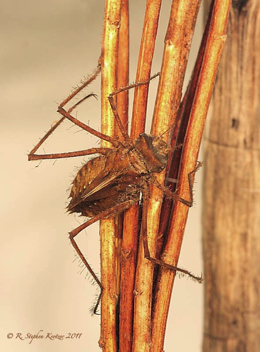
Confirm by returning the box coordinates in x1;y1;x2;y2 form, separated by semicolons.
114;1;133;350
131;0;162;136
155;0;211;277
120;1;162;351
133;1;201;351
99;0;122;350
151;1;231;350
116;0;129;133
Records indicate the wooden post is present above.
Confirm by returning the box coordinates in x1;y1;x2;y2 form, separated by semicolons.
203;1;260;351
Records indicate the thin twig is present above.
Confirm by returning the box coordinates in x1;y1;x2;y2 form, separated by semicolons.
133;1;202;351
99;1;122;351
119;1;163;351
115;1;132;351
156;0;212;271
151;1;231;350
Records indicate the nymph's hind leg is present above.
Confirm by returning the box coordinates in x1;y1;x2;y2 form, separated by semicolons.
69;199;137;314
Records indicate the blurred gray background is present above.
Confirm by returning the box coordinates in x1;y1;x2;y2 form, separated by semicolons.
1;0;204;350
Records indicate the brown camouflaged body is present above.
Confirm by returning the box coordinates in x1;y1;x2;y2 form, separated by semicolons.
67;133;169;218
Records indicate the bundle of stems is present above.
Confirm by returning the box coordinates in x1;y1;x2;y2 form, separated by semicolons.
99;0;231;351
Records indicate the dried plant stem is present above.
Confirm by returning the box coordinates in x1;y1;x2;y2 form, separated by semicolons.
116;0;129;131
118;1;162;350
99;0;122;350
132;1;201;351
116;0;129;310
151;1;231;350
156;0;212;269
131;0;162;136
